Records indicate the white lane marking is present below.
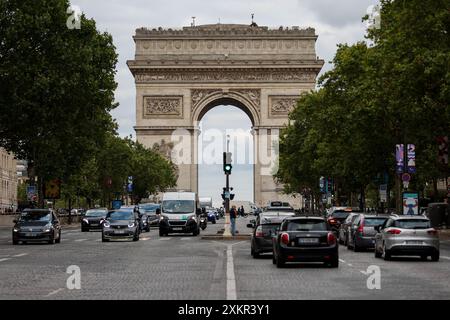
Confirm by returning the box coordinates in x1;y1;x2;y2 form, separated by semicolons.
0;258;11;262
159;238;172;241
180;237;192;240
45;288;64;297
226;245;237;300
74;239;87;242
141;237;150;241
13;253;28;257
441;256;450;260
95;239;101;242
339;259;346;263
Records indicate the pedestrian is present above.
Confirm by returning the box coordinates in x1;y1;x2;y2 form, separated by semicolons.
240;205;245;217
230;205;237;236
237;206;241;217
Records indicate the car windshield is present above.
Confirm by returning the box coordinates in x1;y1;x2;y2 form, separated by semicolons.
107;211;134;221
139;204;159;212
85;210;106;217
162;200;194;213
332;211;350;219
394;219;430;229
287;219;328;231
20;212;51;222
364;217;388;226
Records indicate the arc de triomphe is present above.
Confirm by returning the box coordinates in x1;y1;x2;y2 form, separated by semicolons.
127;24;323;207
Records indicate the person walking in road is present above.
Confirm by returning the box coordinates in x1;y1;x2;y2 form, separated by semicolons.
240;205;245;217
230;205;237;236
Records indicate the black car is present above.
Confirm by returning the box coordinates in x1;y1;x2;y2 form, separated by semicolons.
12;209;62;245
102;209;141;242
248;211;295;258
138;203;161;230
81;208;108;232
338;212;360;245
327;209;351;233
272;216;338;268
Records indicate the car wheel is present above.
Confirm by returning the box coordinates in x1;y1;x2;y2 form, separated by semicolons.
12;240;18;245
193;229;199;236
81;228;87;232
212;220;216;224
344;234;348;246
48;237;55;245
251;247;259;259
102;237;109;242
347;239;353;250
55;231;61;244
133;232;139;241
420;255;428;261
431;251;439;262
353;238;360;252
328;256;339;268
159;229;165;237
338;233;344;245
383;244;391;261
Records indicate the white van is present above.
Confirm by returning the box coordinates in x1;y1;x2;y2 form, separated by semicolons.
159;192;201;236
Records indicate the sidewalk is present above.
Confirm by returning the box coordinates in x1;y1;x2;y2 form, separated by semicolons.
201;215;253;240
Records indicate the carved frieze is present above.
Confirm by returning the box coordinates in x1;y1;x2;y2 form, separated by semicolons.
269;96;300;117
134;69;317;83
143;96;183;118
191;89;261;112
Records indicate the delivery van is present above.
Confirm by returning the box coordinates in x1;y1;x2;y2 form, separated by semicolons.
159;192;201;236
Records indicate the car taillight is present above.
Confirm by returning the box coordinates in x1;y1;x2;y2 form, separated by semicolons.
281;233;289;245
255;226;263;238
427;229;438;236
387;229;401;235
329;219;336;224
327;232;336;245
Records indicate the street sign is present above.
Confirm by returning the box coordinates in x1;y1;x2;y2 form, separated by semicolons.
43;179;61;199
224;191;230;199
379;184;387;203
403;192;419;215
401;173;411;182
319;177;325;193
396;144;404;174
407;144;416;174
26;185;36;201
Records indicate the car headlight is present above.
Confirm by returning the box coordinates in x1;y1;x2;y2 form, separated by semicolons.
128;222;135;228
13;227;20;232
103;221;110;228
189;215;197;222
160;215;166;221
43;224;52;233
82;218;89;224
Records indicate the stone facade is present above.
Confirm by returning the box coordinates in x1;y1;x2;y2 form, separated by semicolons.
0;148;17;212
127;24;323;207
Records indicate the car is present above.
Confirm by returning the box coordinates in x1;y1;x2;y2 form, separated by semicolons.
338;212;360;246
374;215;439;261
102;209;141;242
327;208;352;233
248;211;296;258
138;203;161;229
272;216;339;268
207;210;217;224
346;214;389;251
12;209;62;245
81;208;108;232
159;192;201;236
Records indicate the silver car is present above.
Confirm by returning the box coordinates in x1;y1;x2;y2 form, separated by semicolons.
374;215;439;261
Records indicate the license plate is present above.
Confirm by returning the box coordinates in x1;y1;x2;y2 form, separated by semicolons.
406;240;422;245
172;227;183;231
298;238;319;244
115;230;125;234
91;224;99;226
26;233;35;237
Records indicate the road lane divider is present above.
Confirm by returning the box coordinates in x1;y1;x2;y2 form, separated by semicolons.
0;258;11;262
45;288;64;297
12;253;28;257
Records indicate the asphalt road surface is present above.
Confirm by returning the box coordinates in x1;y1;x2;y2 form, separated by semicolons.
1;216;450;300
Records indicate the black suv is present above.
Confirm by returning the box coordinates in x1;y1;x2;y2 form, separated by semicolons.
12;209;62;245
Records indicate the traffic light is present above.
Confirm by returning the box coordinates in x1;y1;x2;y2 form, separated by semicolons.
230;193;235;200
223;152;232;174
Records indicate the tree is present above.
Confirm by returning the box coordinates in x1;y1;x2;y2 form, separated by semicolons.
0;0;118;206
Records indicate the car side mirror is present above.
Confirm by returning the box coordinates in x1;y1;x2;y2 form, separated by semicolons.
13;219;18;224
246;223;254;228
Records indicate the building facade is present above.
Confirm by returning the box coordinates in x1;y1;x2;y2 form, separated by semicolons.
0;148;18;212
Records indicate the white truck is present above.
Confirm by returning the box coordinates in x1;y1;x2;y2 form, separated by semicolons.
199;197;213;210
159;192;201;236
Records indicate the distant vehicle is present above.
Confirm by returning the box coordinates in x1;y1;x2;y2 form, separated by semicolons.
374;215;439;261
102;209;140;242
346;214;389;251
248;211;296;258
138;203;161;229
70;208;85;216
338;212;360;246
199;197;213;209
81;208;108;232
159;192;201;236
264;201;295;213
327;208;352;233
12;209;62;245
272;216;338;268
207;210;217;224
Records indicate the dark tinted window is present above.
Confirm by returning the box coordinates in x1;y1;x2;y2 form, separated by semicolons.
364;217;388;226
394;219;430;229
286;219;328;231
20;212;51;222
139;204;160;212
332;211;350;219
107;211;134;220
262;224;280;235
85;210;107;217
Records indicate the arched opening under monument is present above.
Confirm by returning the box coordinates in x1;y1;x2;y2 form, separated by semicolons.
197;104;254;208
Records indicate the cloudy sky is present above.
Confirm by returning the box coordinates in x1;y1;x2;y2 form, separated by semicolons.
73;0;379;205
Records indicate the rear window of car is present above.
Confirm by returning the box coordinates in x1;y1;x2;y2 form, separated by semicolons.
262;224;280;233
332;211;350;219
394;219;430;229
286;219;328;231
364;217;388;226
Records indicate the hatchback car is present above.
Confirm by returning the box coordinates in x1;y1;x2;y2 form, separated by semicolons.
248;211;296;258
272;217;338;268
374;215;439;261
102;209;140;242
346;214;389;251
327;208;352;233
12;209;61;245
138;203;161;229
81;208;108;232
338;212;360;245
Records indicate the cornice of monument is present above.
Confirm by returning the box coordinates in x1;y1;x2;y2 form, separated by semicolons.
134;24;318;39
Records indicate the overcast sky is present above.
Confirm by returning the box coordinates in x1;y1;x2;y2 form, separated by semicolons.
73;0;379;204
